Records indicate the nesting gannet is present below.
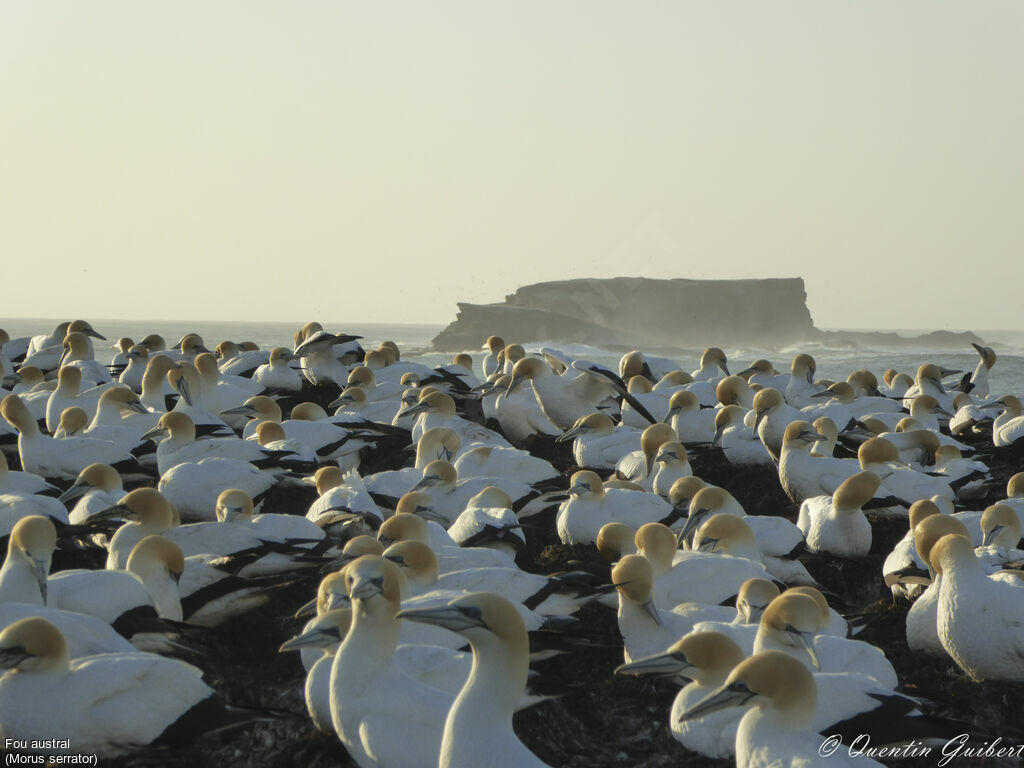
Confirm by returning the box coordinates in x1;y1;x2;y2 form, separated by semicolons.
0;467;69;538
304;466;383;537
489;375;562;444
678;651;888;768
507;356;655;431
690;347;729;383
694;514;821;589
555;412;641;470
57;332;112;387
44;366;109;432
857;436;954;507
614;422;676;489
446;487;526;559
933;533;1024;681
157;456;282;522
784;354;823;409
330;386;404;425
0;603;136;658
453;444;558;486
482;336;505;379
252;347;302;393
901;364;955;412
52;405;89;438
649;441;693;499
0;516;55;605
1;394;138;482
363;428;463;508
665;390;716;445
0;617;269;756
397;592;551;768
216;341;269;378
329;556;452;768
293;330;359;387
556;471;673;545
778;421;864;504
407;460;536;528
676;486;800;560
404;390;512;451
712;405;773;467
0;451;57;498
20;322;71;372
982;395;1024;447
797;471;881;558
138;353;179;413
753;593;897;687
737;359;789;390
752;388;804;462
166;363;232;434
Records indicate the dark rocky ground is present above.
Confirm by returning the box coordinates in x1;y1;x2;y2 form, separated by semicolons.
4;384;1023;768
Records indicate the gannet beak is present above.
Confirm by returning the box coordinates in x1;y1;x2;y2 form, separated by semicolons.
402;402;430;418
59;481;91;504
753;410;768;430
677;509;708;544
170;570;182;586
32;558;49;603
177;376;194;406
127;400;149;415
506;376;524;395
140;425;167;443
328;394;355;410
809;390;834;400
348;575;385;601
641;598;663;627
396;603;486;632
219;405;257;417
89;503;131;522
982;525;1003;548
711;425;725;447
614;651;694;680
736;366;756;378
696;536;719;553
0;645;31;671
567;481;589;497
220;505;244;523
718;362;730;376
555;425;584;443
323;592;351;611
84;329;106;341
279;626;342;653
293;597;320;619
786;624;820;670
410;475;442;491
676;683;755;723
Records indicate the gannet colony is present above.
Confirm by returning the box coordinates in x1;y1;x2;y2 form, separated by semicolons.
0;311;1022;768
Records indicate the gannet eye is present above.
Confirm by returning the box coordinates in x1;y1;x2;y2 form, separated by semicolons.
731;680;751;694
460;606;483;622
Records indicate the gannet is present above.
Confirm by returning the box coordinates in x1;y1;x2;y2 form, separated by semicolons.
555;412;641;470
797;471;881;558
665;390;716;445
138;354;179;413
405;390;512;451
329;556;452;768
490;375;562;444
252;347;302;392
556;471;673;545
0;516;55;605
446;487;526;559
453;444;558;486
902;364;955;412
363;427;463;508
778;421;862;504
690;347;729;382
330;386;403;425
784;353;823;408
857;436;955;507
57;332;112;387
982;395;1024;447
294;330;359;387
649;441;692;499
715;375;757;411
158;456;282;522
408;460;536;527
966;343;996;399
0;604;136;658
678;651;889;768
0;451;57;497
397;592;551;768
44;366;108;432
216;341;269;377
52;405;88;438
752;388;804;462
933;532;1024;681
694;514;821;589
482;336;505;379
0;617;269;756
166;363;231;434
905;513;972;656
614;422;676;488
737;359;788;390
0;468;69;538
677;486;797;560
713;405;773;467
1;394;138;482
304;466;383;537
20;322;71;372
102;488;177;570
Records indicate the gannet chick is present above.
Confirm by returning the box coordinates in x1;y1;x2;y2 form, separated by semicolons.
933;533;1024;681
0;516;55;604
397;593;550;768
556;471;673;546
797;471;881;557
0;617;269;757
678;651;885;768
555;412;641;470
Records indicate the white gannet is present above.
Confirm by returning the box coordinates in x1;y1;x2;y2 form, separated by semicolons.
753;388;805;463
0;516;55;605
737;359;789;390
666;390;716;446
555;412;641;470
784;353;823;409
252;347;303;393
446;487;526;560
933;532;1024;681
397;592;551;768
556;471;673;546
902;364;955;412
157;457;282;522
1;394;138;482
293;330;358;387
797;471;881;558
715;375;757;411
0;451;57;497
0;617;268;756
482;336;505;379
614;422;676;489
0;603;136;658
304;466;383;537
329;556;452;768
45;366;108;432
650;441;692;499
693;514;821;589
57;332;112;388
712;405;773;467
905;513;972;656
52;405;89;438
690;347;730;382
138;354;179;414
982;395;1024;447
778;421;861;504
490;373;562;445
966;343;996;399
405;391;512;451
377;503;515;572
453;444;558;486
858;436;954;507
678;651;886;768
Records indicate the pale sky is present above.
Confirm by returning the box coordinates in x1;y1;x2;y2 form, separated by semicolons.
3;2;1022;330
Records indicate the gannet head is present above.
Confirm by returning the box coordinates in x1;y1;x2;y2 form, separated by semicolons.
380;341;401;362
58;332;91;367
929;533;978;576
7;516;56;604
451;353;473;371
668;475;706;512
59;462;123;504
507;357;550;394
255;420;287;446
174;333;209;356
126;535;185;587
781;421;827;454
344;555;403;611
832;471;881;512
694;514;755;556
54;406;88;438
846;371;878;397
677;650;817;724
484;336;505;355
67;320;104;341
857;437;900;468
783;587;831;631
380;499;432;544
311;466;345;495
268;347;294;366
596;522;636;563
13;365;46;389
411;460;458;494
634;523;677;571
640;423;675;460
616;631;745;688
139;333;166;352
611;554;660;625
98;385;148;416
567;470;604;500
142;410;195;444
980;504;1021;548
759;593;821;670
382;540;439;585
416;427;461;466
666;390;699;418
700;347;729;376
0;617;70;673
223;395;281;422
657;371;694;388
1008;473;1024;499
347;366;376;390
626;375;653;396
791;354;816;384
735;578;782;624
468;486;514;510
95;487;176;531
752;388;785;429
0;394;35;433
653;441;687;466
320;535;386;574
914;514;970;579
279;608;353;653
314;571;350;613
404;391;456;419
715;376;750;407
679;485;730;543
556;412;614;443
737;359;776;380
216;489;255;523
291;402;328;421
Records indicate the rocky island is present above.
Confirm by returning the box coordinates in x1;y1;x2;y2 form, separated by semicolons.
431;276;985;352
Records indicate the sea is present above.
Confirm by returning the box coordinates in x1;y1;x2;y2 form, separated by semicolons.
3;318;1024;397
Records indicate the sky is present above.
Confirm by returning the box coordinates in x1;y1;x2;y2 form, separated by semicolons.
2;2;1023;331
